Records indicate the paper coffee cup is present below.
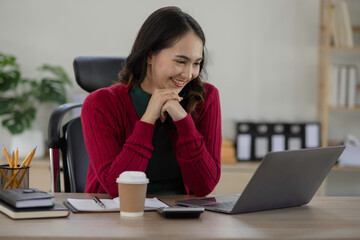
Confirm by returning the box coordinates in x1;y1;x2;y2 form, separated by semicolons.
116;171;149;217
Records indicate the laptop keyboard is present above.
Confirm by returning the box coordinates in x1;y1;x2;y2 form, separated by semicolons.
203;201;236;210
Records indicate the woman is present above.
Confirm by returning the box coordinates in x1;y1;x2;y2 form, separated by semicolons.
81;6;221;198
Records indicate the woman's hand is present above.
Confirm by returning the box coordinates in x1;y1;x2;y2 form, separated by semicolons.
160;99;187;123
141;89;183;124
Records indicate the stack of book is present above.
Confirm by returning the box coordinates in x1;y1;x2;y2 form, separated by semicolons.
330;64;359;108
331;0;354;47
0;188;69;220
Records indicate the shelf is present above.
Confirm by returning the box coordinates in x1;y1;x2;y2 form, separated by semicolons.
214;162;360;196
318;0;360;147
353;26;360;32
330;46;360;51
221;162;360;172
328;107;360;111
328;141;342;146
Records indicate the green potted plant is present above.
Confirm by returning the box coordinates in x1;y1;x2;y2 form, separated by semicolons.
0;52;72;157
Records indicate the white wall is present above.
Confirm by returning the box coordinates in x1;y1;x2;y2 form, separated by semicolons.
0;0;325;155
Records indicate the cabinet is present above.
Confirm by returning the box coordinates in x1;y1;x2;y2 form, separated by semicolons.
211;162;360;196
318;0;360;146
29;155;360;196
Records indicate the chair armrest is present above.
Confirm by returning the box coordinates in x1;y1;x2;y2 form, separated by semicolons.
47;103;83;148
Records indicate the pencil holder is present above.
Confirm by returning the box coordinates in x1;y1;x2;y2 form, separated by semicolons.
0;164;30;190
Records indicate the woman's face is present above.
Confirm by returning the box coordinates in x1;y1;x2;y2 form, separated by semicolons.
141;31;203;94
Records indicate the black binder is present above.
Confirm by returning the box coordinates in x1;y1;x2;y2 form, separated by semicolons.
270;123;286;152
252;123;271;160
236;121;321;161
236;123;253;161
285;123;305;150
304;122;321;148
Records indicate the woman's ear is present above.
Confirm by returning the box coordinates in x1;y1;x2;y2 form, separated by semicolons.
147;52;153;65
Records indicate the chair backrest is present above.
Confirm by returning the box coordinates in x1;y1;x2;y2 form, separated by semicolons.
73;56;126;92
48;56;126;193
64;117;88;192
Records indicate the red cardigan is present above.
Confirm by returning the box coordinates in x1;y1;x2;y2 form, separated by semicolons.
81;82;221;198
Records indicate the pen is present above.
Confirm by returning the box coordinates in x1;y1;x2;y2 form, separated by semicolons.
93;196;106;208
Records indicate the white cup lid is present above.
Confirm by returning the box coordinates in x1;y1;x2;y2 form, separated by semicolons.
116;171;149;184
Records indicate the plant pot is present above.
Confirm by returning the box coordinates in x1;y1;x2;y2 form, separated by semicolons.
10;130;45;159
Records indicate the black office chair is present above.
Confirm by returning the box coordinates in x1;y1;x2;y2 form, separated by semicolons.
47;56;126;193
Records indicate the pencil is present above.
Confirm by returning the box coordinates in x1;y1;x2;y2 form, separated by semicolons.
0;168;9;182
11;151;15;188
4;147;36;190
2;146;12;167
17;148;36;188
11;151;14;168
15;148;18;168
14;148;19;188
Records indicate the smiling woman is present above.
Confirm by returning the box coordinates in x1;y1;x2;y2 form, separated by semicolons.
81;6;222;198
142;32;203;93
140;31;204;124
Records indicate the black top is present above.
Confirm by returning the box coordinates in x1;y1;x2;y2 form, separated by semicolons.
129;85;186;194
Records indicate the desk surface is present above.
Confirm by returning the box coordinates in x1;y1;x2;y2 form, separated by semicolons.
0;193;359;240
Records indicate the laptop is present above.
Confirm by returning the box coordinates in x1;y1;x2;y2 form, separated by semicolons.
176;146;345;214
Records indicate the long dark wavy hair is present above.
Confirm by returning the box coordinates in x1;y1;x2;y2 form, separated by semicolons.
118;6;206;117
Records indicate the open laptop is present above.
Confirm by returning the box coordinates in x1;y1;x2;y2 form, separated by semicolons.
176;146;345;214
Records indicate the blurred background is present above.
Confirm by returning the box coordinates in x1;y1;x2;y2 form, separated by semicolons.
0;0;359;158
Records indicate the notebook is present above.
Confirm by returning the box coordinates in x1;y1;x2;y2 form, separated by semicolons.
0;188;54;208
176;146;345;214
0;200;69;220
63;197;169;213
